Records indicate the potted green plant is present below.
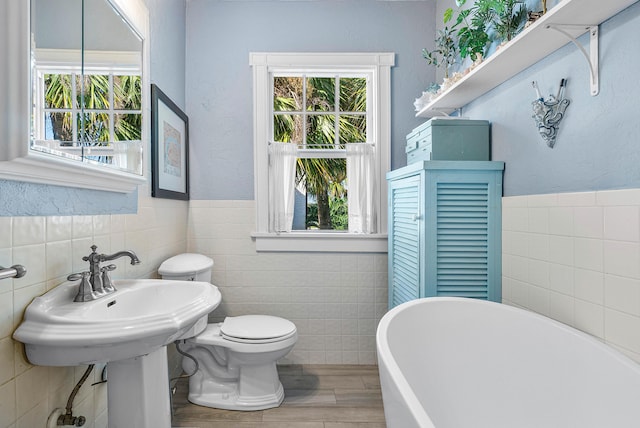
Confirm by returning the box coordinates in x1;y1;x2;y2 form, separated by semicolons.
446;0;529;50
479;0;528;43
421;0;529;95
422;26;458;78
444;0;490;62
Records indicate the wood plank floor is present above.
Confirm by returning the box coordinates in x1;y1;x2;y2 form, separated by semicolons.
171;365;386;428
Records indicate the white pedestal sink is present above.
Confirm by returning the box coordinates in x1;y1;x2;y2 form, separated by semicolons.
108;348;172;427
13;279;221;428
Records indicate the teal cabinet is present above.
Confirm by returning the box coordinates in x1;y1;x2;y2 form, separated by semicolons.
387;161;504;308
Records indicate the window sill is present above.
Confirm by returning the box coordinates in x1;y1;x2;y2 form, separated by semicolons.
252;232;388;253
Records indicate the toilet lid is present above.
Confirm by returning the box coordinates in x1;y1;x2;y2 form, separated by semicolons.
220;315;297;343
158;253;213;276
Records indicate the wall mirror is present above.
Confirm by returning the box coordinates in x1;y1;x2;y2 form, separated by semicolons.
0;0;148;193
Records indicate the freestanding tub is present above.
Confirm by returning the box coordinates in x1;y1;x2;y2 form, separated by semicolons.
376;297;640;428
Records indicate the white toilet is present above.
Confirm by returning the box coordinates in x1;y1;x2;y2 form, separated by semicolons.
158;253;297;411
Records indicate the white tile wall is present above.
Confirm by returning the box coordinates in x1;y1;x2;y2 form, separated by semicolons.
503;189;640;363
187;200;388;365
0;192;188;428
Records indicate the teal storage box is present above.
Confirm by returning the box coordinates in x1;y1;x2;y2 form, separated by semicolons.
406;118;490;163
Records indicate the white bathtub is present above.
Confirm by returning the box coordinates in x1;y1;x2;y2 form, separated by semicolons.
376;297;640;428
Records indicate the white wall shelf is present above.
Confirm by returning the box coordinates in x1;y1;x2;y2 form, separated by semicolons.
416;0;639;118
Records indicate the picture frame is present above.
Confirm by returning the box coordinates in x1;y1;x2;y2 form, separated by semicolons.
151;84;189;200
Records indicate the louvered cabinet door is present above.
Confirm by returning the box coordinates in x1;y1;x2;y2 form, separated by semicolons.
424;168;503;302
388;174;423;308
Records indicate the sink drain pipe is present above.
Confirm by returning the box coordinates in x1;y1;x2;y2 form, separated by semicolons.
169;340;200;416
171;340;200;382
57;364;94;426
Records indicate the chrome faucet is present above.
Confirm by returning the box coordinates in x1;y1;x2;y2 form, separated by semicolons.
69;245;141;302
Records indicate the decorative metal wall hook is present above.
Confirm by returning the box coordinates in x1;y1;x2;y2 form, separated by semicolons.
531;79;570;148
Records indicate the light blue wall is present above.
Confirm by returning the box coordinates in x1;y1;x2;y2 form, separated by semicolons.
148;0;186;110
0;0;187;216
185;0;436;200
0;182;139;216
463;2;640;197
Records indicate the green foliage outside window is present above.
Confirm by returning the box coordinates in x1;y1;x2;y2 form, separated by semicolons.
305;197;349;231
273;75;366;230
44;73;142;144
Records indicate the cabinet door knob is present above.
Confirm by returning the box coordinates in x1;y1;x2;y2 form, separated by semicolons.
412;214;422;221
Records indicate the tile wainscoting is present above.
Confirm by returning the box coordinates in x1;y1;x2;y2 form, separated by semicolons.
7;187;640;426
502;188;640;363
187;200;388;365
0;192;188;428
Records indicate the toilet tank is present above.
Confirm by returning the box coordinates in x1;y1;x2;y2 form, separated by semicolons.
158;253;213;282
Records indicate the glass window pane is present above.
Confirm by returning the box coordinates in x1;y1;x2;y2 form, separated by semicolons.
115;113;142;141
78;112;110;143
306;77;335;112
293;158;348;230
114;75;142;110
292;187;308;230
44;112;74;142
273;114;303;144
338;115;367;144
339;77;367;112
306;114;336;147
78;74;110;109
44;74;73;109
274;77;303;111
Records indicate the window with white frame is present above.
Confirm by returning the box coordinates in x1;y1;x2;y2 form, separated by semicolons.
251;53;394;252
31;50;142;171
36;70;142;144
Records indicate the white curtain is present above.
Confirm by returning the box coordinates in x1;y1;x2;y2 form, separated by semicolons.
111;142;128;169
111;141;143;174
269;142;298;233
346;143;377;234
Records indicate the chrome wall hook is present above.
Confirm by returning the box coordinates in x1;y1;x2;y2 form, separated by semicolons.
531;79;571;148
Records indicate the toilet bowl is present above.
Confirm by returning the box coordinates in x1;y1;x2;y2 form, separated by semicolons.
158;253;297;411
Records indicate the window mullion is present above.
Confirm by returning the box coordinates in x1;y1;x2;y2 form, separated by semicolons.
334;76;340;148
297;148;346;159
72;72;79;143
109;74;115;142
269;74;274;145
300;75;305;147
36;71;45;140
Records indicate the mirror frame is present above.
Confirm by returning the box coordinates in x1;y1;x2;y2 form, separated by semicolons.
0;0;148;193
